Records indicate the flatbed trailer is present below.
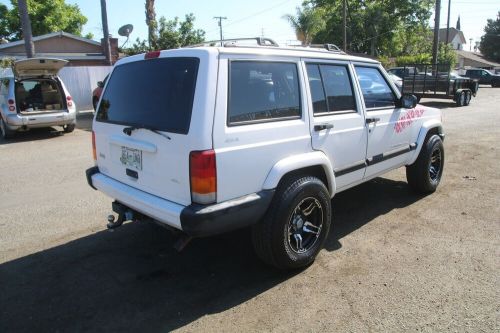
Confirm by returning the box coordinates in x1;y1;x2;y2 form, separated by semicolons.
401;64;479;107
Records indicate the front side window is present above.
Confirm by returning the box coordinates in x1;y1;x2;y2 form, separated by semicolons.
355;66;395;109
228;61;301;125
96;57;199;134
306;64;356;114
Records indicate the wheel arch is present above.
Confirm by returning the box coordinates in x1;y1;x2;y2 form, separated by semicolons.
262;151;336;197
408;121;444;165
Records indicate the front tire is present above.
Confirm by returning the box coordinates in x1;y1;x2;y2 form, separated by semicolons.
252;176;331;270
464;90;471;106
406;135;444;193
456;91;466;107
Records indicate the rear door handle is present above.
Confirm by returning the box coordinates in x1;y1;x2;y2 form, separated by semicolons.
314;123;334;131
365;117;380;124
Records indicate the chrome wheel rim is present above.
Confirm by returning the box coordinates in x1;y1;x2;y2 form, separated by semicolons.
429;147;442;182
460;92;465;105
287;197;324;254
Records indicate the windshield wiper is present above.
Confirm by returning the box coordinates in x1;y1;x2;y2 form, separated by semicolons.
123;126;171;140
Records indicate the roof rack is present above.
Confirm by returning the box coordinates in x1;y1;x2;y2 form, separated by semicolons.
299;43;345;53
186;37;279;48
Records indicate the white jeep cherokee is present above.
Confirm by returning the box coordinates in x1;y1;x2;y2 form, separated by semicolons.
86;39;444;269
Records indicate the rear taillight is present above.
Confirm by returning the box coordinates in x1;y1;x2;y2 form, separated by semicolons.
145;51;160;59
66;96;73;107
190;150;216;204
92;131;97;161
8;99;15;112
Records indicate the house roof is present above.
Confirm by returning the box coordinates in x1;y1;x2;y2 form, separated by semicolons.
0;31;101;50
456;50;500;68
438;27;466;44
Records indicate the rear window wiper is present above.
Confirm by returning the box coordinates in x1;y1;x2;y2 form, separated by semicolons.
123;126;171;140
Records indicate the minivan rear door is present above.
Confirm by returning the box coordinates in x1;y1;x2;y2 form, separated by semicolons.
13;58;68;78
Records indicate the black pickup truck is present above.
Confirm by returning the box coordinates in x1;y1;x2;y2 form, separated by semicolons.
463;68;500;87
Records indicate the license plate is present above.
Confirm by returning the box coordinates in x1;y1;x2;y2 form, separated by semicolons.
120;146;142;170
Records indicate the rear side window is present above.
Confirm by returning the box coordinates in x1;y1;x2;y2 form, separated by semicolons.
306;64;356;114
355;66;395;109
228;61;301;125
96;57;199;134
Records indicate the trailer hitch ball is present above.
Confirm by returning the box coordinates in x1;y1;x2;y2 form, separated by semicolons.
107;213;125;229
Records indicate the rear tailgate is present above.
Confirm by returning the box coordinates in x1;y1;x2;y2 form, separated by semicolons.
93;49;218;206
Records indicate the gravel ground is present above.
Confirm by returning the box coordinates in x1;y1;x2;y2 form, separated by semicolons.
0;88;499;332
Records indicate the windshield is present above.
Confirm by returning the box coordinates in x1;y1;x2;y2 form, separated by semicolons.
96;57;199;134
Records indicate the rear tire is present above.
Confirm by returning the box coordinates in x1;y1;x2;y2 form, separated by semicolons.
63;123;75;133
456;91;466;107
252;176;331;270
406;135;444;194
464;90;471;106
0;117;15;139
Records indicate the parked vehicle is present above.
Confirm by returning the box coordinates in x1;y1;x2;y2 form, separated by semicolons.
86;38;445;269
92;74;108;111
0;57;76;139
400;64;479;106
463;68;500;87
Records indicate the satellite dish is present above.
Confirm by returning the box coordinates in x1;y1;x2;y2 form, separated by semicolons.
118;24;134;48
118;24;133;37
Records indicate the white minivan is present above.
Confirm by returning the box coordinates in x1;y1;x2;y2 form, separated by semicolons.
0;57;76;139
87;39;444;269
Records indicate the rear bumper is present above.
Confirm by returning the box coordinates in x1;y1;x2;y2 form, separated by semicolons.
4;110;76;130
86;167;274;237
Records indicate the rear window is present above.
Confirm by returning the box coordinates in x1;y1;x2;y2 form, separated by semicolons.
96;57;199;134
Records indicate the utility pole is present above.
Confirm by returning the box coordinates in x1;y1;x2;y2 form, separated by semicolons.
18;0;35;58
343;0;347;52
445;0;451;46
214;16;227;46
100;0;112;65
432;0;441;69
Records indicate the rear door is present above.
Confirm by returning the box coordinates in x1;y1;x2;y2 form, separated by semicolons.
306;61;368;191
354;65;412;179
13;58;68;78
93;49;218;206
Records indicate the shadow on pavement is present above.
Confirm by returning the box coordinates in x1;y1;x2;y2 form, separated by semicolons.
0;178;423;332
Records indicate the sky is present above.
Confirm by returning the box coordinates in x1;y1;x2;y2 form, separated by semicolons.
1;0;499;50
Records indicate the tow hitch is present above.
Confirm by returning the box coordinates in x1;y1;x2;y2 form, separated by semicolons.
107;201;135;229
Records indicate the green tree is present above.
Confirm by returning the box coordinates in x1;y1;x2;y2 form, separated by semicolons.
479;12;500;62
283;5;325;46
308;0;434;57
0;0;87;41
123;14;205;55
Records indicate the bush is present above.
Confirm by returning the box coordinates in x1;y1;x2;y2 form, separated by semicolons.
395;54;432;67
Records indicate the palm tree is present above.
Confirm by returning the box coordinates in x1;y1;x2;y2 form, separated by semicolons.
145;0;158;50
18;0;34;58
283;6;325;46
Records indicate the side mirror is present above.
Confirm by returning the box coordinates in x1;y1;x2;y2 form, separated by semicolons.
97;81;104;88
400;94;417;109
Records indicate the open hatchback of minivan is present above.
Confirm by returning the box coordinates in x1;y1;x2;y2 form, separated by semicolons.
0;57;77;139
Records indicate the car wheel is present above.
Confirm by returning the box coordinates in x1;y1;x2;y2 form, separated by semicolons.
252;176;331;270
406;134;444;194
0;117;15;139
63;123;75;133
456;91;466;107
464;90;471;106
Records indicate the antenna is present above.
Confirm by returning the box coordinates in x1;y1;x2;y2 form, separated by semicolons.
118;24;134;48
